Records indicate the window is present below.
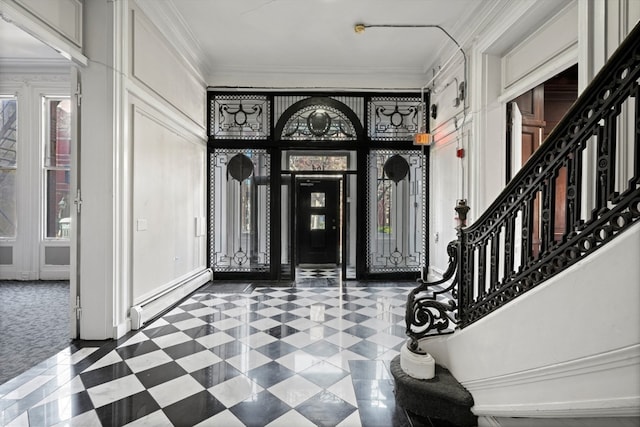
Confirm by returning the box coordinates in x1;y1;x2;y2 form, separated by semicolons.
43;98;71;238
0;97;17;238
310;192;325;207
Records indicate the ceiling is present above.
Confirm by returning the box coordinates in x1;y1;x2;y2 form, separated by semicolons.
138;0;496;88
0;0;571;90
149;0;488;89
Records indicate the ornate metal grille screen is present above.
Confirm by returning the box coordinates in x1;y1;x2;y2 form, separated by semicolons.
366;149;426;273
210;149;270;272
368;97;426;141
210;95;270;139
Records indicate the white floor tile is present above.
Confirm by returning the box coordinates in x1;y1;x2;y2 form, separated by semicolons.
327;376;358;407
151;331;192;348
175;350;222;373
147;374;204;408
172;317;207;331
122;409;172;427
194;409;246;427
87;375;145;408
195;331;236;349
267;375;321;407
124;350;173;373
227;350;271;373
208;376;262;408
82;350;123;372
266;409;318;427
3;375;54;399
239;331;278;348
275;350;321;373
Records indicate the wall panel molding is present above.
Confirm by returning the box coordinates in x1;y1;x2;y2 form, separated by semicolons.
130;4;205;130
14;0;82;46
502;2;578;91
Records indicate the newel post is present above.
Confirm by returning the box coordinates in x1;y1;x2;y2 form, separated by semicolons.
455;199;469;328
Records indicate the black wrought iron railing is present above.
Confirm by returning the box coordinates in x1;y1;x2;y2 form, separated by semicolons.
406;21;640;346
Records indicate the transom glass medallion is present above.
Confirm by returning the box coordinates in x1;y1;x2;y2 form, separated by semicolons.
211;95;270;139
281;105;357;141
368;97;426;141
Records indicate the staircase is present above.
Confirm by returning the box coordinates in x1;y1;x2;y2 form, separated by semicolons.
393;19;640;427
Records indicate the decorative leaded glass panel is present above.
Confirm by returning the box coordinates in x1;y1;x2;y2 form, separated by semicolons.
281;105;357;141
366;149;426;273
210;149;270;272
368;97;426;141
210;95;270;139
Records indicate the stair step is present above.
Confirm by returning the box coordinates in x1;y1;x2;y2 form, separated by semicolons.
390;355;477;427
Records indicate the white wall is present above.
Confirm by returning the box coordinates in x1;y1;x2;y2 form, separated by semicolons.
130;103;206;304
127;0;207;305
76;0;206;339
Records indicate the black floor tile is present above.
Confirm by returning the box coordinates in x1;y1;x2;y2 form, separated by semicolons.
357;399;412;427
162;390;226;427
352;379;395;402
343;325;377;339
115;340;161;360
79;361;133;389
301;340;341;358
162;340;207;360
94;390;160;426
189;362;241;388
255;341;298;359
141;324;181;339
298;363;349;388
348;360;391;380
295;390;357;427
246;361;295;388
209;341;250;359
229;390;290;427
135;362;188;389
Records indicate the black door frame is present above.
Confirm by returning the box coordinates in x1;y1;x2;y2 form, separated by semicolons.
208;92;430;282
286;170;355;281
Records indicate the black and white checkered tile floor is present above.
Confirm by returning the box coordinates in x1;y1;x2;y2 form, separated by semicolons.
0;282;450;426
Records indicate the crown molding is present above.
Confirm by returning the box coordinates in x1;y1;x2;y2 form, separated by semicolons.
133;0;209;79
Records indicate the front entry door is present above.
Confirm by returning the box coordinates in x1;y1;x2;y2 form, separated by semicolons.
296;178;340;264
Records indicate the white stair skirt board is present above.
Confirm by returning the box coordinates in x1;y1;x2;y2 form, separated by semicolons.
401;340;436;380
130;268;212;330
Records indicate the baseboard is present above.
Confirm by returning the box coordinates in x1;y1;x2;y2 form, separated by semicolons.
467;344;640;418
463;344;640;391
129;268;211;330
473;397;640;418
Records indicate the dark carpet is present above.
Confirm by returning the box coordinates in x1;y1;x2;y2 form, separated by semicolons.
0;281;71;386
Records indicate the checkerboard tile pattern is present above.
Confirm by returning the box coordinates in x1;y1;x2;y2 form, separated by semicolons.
0;285;450;426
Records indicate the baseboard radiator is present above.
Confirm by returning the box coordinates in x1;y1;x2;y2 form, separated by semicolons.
130;268;212;330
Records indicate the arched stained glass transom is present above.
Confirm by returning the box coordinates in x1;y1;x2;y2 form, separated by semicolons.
275;97;363;142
